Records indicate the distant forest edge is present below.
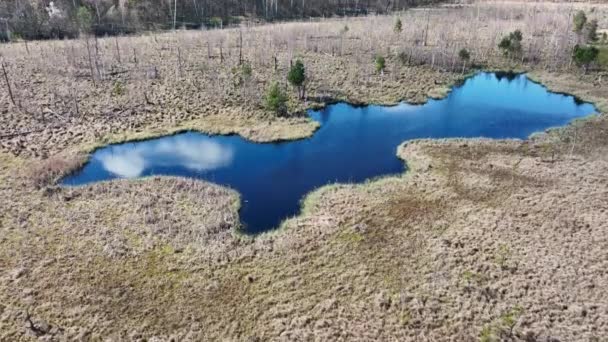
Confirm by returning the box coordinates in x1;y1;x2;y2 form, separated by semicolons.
0;0;447;41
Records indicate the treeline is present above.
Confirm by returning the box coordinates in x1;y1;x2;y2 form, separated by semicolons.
0;0;445;41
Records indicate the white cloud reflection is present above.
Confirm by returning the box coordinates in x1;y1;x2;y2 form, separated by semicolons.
381;102;421;113
96;135;234;178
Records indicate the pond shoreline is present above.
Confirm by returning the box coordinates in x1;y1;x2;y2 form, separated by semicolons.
60;71;598;235
2;63;608;342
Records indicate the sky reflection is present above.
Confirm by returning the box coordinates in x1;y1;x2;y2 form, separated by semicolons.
96;135;234;178
63;72;597;233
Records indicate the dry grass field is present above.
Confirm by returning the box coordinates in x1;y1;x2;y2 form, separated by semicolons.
1;1;606;157
1;1;608;341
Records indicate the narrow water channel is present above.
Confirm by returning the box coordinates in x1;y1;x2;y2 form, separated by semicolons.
62;72;597;233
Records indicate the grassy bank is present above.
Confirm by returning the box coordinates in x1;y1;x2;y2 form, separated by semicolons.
2;1;608;340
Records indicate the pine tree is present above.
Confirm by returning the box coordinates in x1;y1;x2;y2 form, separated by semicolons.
287;59;306;100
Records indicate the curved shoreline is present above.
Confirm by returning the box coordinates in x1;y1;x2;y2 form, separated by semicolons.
57;70;602;238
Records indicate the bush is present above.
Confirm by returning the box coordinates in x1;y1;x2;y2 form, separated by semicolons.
573;10;587;33
498;30;523;59
375;55;386;74
397;51;409;65
287;59;306;99
265;82;288;115
458;48;470;62
394;18;402;33
112;81;126;96
458;48;470;72
232;62;253;87
573;45;599;73
208;17;223;28
585;19;598;42
76;6;94;34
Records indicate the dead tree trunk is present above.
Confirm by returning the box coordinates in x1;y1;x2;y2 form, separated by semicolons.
115;36;122;64
1;61;17;107
239;30;243;65
423;9;431;47
84;37;97;86
177;47;183;78
72;93;80;116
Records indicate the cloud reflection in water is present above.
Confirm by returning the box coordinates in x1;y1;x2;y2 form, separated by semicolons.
96;135;234;178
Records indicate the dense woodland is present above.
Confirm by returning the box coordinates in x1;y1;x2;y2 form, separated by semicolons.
0;0;446;40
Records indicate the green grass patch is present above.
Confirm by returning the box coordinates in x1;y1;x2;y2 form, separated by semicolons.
337;230;365;245
598;46;608;70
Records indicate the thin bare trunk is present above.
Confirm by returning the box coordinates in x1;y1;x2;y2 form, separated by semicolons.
173;0;178;30
1;61;17;107
239;30;243;65
177;47;183;77
85;37;97;86
115;36;122;63
424;9;430;47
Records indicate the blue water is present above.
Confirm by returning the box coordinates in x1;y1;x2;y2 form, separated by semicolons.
62;72;597;233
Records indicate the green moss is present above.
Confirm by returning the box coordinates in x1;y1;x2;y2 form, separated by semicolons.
337;230;364;245
479;324;497;342
494;244;511;269
400;309;411;326
461;270;489;287
478;306;524;342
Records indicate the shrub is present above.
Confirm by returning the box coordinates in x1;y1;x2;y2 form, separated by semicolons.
573;10;587;33
459;48;471;61
375;55;386;74
242;63;253;78
394;18;402;33
208;17;223;28
498;30;523;59
585;19;598;42
287;59;306;99
458;48;471;73
573;44;599;73
76;6;94;33
397;51;409;66
265;82;288;115
112;81;126;96
232;62;253;87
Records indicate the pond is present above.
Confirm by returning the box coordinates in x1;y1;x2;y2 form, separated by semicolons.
62;72;597;234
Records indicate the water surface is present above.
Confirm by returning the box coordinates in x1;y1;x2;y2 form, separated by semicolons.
63;73;596;233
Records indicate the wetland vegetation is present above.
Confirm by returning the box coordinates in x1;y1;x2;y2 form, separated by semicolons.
62;72;596;234
1;1;608;341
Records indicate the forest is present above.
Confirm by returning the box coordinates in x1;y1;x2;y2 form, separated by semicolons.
0;0;445;40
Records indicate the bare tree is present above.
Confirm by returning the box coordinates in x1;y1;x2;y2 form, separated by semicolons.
1;59;17;108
